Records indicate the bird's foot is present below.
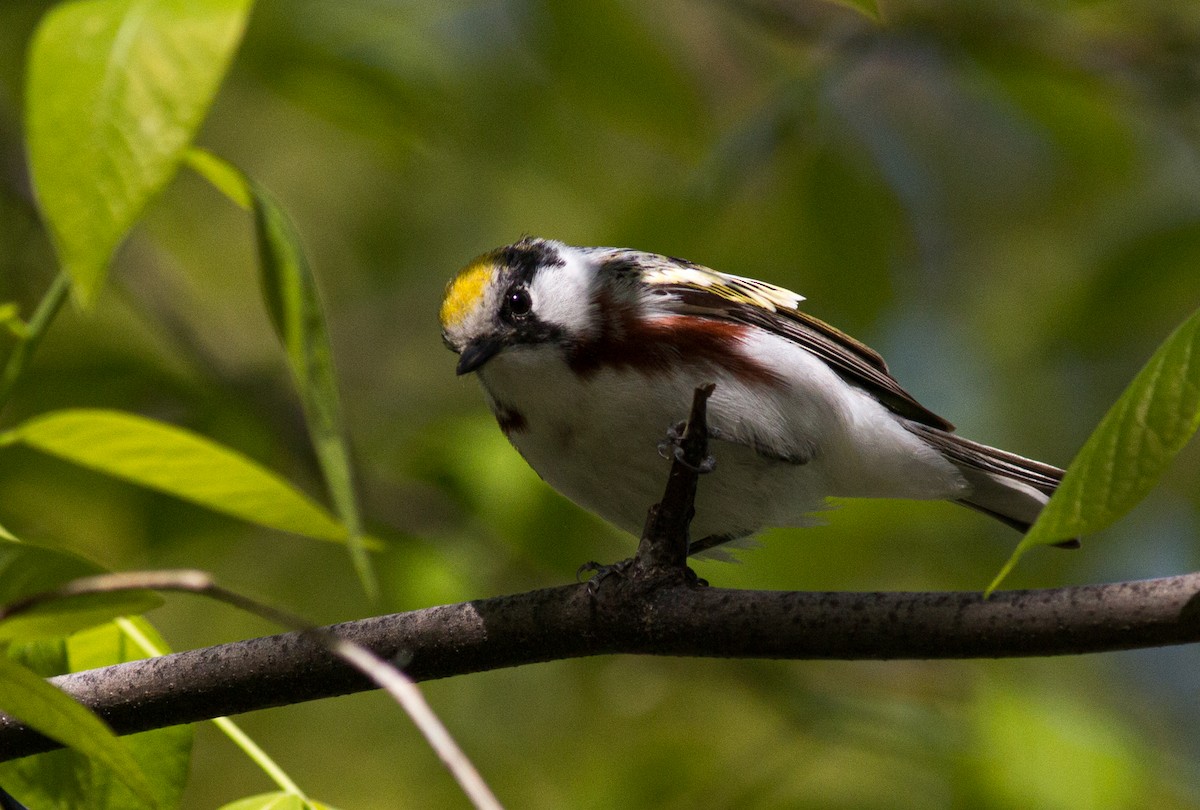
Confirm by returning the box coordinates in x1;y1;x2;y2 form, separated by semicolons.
577;557;707;592
577;558;635;593
656;421;716;473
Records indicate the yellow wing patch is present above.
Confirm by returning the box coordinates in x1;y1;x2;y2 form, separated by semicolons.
642;264;805;312
440;260;494;329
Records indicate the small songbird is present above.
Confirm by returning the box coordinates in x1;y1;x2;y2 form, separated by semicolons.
439;237;1071;557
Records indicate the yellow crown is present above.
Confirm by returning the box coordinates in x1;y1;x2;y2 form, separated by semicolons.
439;260;493;330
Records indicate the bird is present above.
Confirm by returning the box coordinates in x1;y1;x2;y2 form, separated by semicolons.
439;236;1073;558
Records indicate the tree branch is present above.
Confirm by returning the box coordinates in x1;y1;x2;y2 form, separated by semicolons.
1;570;1199;761
2;386;1197;765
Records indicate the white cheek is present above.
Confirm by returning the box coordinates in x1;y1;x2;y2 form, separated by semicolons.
529;247;598;335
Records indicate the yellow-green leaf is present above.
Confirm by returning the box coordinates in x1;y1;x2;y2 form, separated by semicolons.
0;619;192;810
25;0;254;305
2;409;352;544
0;655;158;808
183;148;253;210
989;304;1200;592
0;535;161;643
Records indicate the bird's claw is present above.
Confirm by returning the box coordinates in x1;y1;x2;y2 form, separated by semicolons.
656;421;716;473
577;558;708;591
656;421;687;460
674;445;716;473
577;558;635;592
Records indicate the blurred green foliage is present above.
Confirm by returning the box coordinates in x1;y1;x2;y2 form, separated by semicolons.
2;0;1200;807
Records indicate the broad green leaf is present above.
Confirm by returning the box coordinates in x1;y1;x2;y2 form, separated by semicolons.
0;536;161;643
25;0;254;305
0;654;157;808
989;304;1200;592
1;409;354;545
0;619;192;810
186;148;377;598
220;793;340;810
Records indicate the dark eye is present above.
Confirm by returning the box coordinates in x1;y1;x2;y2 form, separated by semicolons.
503;287;532;321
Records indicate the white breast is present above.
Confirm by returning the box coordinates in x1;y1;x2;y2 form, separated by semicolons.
472;326;965;549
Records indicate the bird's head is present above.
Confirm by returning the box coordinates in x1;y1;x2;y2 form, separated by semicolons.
439;237;613;375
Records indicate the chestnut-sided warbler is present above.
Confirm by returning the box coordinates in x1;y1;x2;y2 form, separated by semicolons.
440;237;1070;557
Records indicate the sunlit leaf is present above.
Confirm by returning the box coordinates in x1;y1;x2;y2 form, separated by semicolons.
25;0;254;305
0;535;161;643
1;409;354;545
0;619;191;810
183;147;252;210
989;305;1200;592
0;654;157;808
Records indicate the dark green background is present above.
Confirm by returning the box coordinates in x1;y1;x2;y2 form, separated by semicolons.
2;0;1199;806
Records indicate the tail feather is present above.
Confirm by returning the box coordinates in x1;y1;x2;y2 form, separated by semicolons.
906;423;1079;547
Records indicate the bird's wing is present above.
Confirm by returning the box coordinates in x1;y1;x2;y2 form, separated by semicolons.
646;266;954;431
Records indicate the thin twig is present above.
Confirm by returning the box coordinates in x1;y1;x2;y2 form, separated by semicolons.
0;571;503;810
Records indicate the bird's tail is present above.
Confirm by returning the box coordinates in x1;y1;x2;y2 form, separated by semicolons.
906;423;1079;548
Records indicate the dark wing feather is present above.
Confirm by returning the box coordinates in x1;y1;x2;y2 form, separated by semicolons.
660;284;955;431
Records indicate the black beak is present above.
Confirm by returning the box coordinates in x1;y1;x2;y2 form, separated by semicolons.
456;336;503;375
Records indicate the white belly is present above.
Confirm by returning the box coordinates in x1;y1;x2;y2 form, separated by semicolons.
474;332;967;545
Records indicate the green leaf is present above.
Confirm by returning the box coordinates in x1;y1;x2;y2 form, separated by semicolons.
183;147;252;210
186;148;378;598
989;304;1200;592
25;0;254;305
0;655;158;808
0;536;161;643
1;409;357;545
0;619;192;810
250;180;377;598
